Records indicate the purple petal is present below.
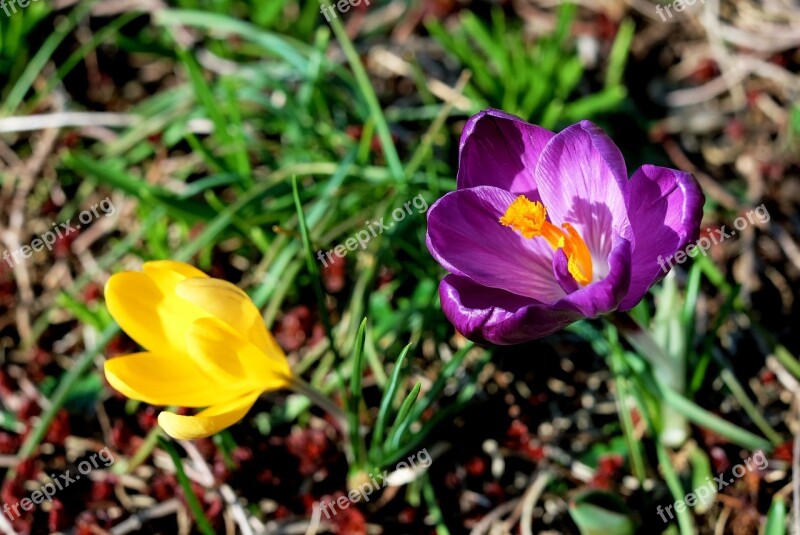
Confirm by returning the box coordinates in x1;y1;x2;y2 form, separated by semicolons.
618;165;705;310
555;237;633;317
426;186;565;302
534;121;633;267
439;275;582;345
552;249;580;295
457;109;555;197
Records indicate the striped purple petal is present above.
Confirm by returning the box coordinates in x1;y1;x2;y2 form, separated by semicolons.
426;110;705;344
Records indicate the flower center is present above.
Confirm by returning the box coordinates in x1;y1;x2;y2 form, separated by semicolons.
499;195;593;286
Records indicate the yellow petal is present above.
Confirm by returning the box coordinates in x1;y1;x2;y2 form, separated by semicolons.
143;260;208;280
105;272;195;356
104;352;245;407
187;317;292;388
176;277;281;356
157;391;261;440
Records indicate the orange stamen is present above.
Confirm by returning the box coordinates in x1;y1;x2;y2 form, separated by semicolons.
499;195;593;286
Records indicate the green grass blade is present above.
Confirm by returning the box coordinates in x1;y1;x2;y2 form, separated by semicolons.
408;342;472;425
765;496;787;535
656;444;695;535
291;176;340;362
25;11;140;112
63;152;217;222
422;474;451;535
1;0;95;115
154;9;312;71
369;343;412;463
318;0;404;181
386;382;422;452
160;438;216;535
605;18;634;88
649;373;772;451
348;318;368;466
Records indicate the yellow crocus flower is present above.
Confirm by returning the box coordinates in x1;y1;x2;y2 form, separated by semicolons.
103;260;292;440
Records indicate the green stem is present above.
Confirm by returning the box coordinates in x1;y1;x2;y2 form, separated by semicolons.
160;438;216;535
610;312;672;370
665;387;770;450
717;364;782;446
608;342;647;482
772;338;800;381
422;474;451;535
611;312;689;447
612;312;771;451
656;444;695;535
289;375;348;434
112;426;162;475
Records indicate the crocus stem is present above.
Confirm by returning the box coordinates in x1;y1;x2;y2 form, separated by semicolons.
610;312;673;369
611;311;689;447
289;376;349;433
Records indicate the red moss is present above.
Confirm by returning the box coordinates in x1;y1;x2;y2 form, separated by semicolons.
44;409;70;446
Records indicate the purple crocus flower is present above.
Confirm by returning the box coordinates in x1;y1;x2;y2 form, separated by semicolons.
426;109;704;345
